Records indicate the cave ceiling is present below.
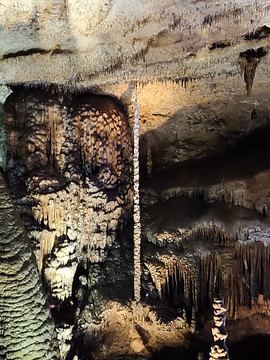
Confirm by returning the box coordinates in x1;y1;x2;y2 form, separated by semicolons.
1;0;270;167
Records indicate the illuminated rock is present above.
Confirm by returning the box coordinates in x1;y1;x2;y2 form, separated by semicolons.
4;86;133;301
209;295;229;360
0;173;59;359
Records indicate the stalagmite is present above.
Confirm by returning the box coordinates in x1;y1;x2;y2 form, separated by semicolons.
0;173;59;359
134;86;142;303
209;296;229;360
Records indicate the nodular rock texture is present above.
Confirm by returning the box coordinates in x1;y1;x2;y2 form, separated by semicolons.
209;296;229;360
4;86;133;303
0;172;59;359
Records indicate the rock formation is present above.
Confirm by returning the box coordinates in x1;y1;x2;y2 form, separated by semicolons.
133;87;142;303
209;296;229;360
4;86;132;301
3;86;133;358
0;172;59;359
0;1;270;359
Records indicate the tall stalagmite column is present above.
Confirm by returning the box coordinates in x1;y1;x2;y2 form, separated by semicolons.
209;295;230;360
133;87;141;302
0;173;59;359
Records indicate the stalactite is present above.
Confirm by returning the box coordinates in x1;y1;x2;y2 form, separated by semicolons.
239;47;267;97
225;242;270;318
209;296;230;360
160;183;270;218
199;242;270;320
134;86;141;303
194;226;234;245
199;254;222;313
158;260;197;323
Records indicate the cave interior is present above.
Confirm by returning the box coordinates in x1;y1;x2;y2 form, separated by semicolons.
0;1;270;360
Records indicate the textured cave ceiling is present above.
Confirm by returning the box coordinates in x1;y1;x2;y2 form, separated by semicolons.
1;0;270;167
1;1;270;360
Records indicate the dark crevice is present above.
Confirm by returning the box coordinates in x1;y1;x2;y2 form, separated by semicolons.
143;124;270;192
209;41;230;50
240;47;267;59
244;25;270;40
2;47;73;59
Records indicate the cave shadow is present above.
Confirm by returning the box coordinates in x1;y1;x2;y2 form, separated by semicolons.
150;333;270;360
139;97;270;193
228;333;270;360
150;334;210;360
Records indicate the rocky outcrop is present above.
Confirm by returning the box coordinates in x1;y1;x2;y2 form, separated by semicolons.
0;172;59;359
4;86;133;303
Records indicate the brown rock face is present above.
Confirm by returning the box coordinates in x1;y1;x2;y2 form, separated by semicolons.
4;86;132;303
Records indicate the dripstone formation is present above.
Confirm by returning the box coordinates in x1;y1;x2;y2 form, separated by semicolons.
3;86;133;358
0;173;59;359
2;83;270;359
4;86;132;301
209;296;229;360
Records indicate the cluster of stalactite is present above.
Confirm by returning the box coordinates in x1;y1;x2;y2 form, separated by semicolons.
146;238;270;325
192;226;235;245
226;242;270;318
200;242;270;319
148;225;235;248
151;259;198;325
4;86;133;301
0;173;59;359
199;253;223;315
209;296;230;360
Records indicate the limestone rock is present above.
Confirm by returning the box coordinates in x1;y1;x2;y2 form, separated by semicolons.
0;173;59;359
209;296;229;360
4;86;133;301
